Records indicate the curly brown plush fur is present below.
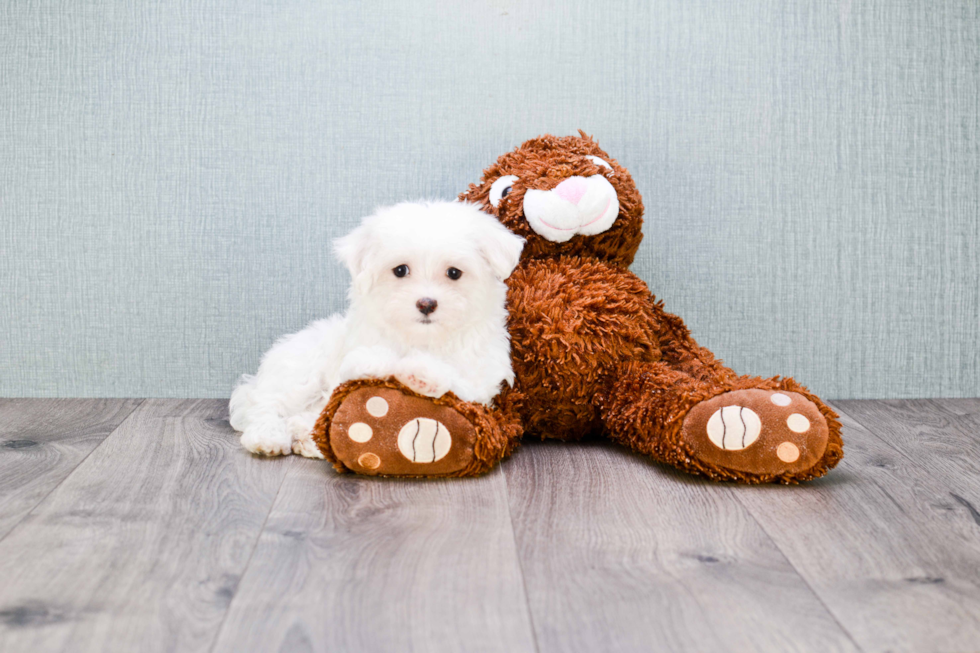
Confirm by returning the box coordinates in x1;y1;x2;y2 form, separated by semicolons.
456;131;843;483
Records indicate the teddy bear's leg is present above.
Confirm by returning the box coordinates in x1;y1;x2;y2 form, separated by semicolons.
599;362;843;483
311;378;523;478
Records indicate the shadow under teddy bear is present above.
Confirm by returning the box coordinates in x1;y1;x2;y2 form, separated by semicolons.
313;132;843;484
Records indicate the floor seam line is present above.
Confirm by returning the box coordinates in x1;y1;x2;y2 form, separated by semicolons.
501;464;543;653
0;398;145;547
831;401;926;468
731;485;866;653
207;460;291;653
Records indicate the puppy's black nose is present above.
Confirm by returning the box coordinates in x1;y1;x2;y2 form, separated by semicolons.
416;297;438;316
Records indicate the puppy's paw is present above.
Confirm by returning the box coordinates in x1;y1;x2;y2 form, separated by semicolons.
292;433;325;459
396;372;450;398
338;345;401;384
241;421;293;457
287;414;325;459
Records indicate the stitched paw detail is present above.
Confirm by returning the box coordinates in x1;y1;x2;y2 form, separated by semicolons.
681;389;829;477
397;418;452;463
706;406;762;450
328;387;478;476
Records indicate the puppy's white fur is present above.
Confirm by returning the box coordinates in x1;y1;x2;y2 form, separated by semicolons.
229;201;524;458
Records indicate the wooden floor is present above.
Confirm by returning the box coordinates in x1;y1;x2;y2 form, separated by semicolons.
0;399;978;652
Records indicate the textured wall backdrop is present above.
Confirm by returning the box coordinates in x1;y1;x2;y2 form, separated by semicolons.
1;0;978;399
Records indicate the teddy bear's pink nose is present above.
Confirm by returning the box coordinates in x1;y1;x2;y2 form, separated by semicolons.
553;176;588;205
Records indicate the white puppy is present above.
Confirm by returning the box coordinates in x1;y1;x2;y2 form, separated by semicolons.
229;201;525;458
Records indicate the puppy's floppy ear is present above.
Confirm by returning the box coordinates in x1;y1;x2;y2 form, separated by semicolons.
477;215;525;280
333;221;374;279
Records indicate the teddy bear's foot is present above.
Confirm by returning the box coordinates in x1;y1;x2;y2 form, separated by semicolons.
324;386;486;477
680;389;830;479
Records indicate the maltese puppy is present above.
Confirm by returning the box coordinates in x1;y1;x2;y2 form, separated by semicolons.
229;201;525;458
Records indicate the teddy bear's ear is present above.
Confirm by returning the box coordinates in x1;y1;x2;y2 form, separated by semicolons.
333;222;374;279
477;216;525;280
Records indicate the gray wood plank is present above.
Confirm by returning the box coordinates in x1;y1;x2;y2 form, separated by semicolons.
504;440;859;653
0;398;143;541
732;402;980;653
212;461;537;653
0;399;290;653
836;398;980;496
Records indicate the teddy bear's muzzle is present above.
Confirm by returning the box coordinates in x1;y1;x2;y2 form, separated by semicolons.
523;174;620;243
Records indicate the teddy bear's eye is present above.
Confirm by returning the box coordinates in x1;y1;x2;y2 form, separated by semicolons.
446;267;463;280
489;175;519;207
587;156;613;171
392;264;409;278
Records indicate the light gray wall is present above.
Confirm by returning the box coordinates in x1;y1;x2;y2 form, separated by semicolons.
1;0;977;399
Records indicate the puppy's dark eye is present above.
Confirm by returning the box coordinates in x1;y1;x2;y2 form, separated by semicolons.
393;265;409;278
446;267;463;280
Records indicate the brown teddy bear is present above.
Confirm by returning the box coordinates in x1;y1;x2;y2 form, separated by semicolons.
313;132;843;483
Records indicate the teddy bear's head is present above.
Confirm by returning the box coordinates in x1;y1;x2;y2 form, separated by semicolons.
460;131;644;266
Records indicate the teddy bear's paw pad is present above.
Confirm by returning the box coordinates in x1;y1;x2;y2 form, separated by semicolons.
328;387;478;476
681;389;829;476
